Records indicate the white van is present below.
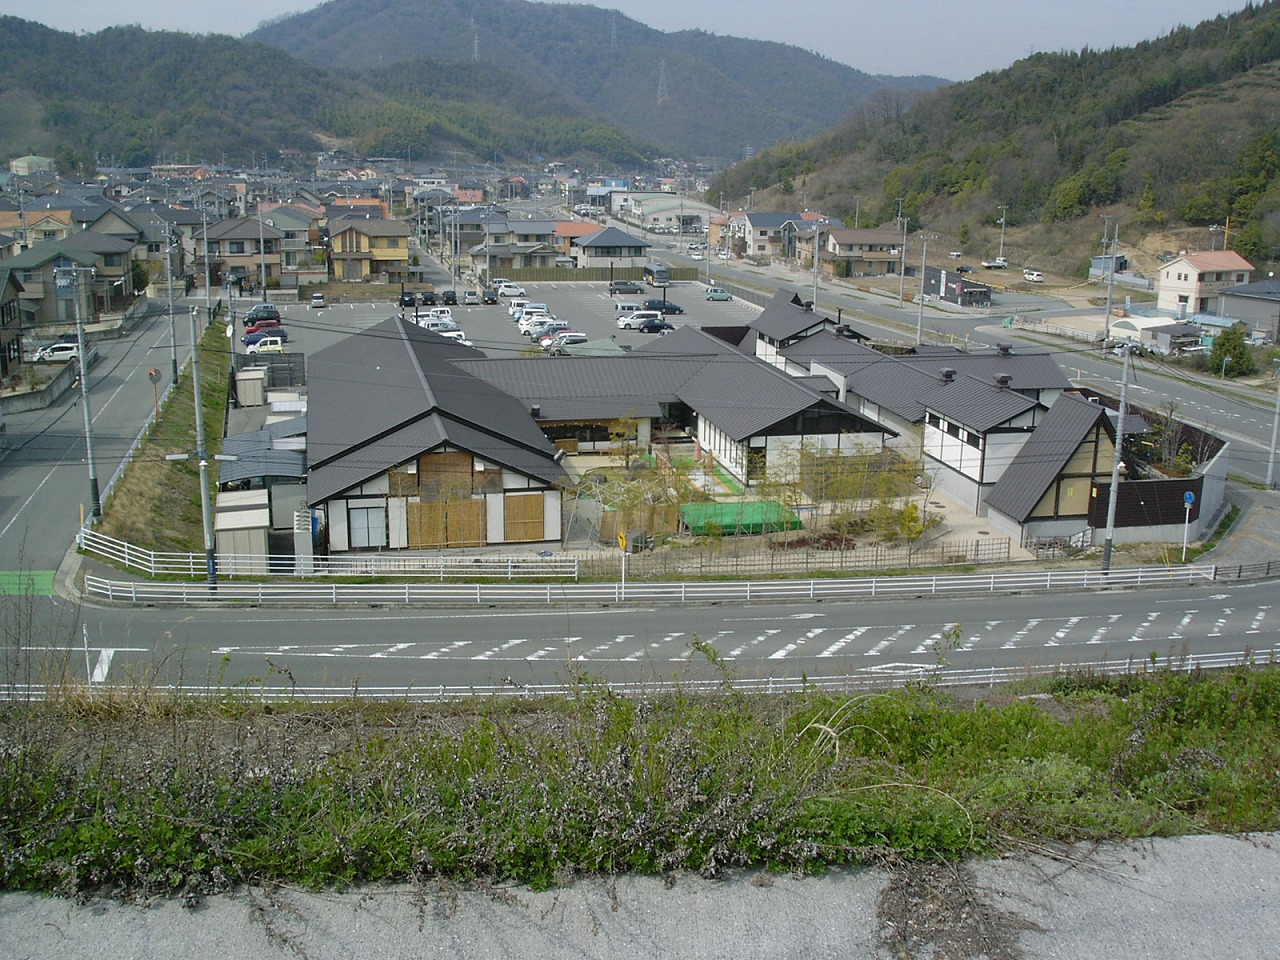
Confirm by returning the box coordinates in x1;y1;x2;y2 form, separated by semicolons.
421;316;459;333
614;301;643;316
507;298;530;317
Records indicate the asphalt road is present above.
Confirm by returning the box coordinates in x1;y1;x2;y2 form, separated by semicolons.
18;576;1271;698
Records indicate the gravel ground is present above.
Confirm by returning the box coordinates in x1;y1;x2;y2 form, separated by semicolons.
2;833;1277;959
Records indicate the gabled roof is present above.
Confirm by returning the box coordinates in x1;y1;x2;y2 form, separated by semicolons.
743;213;800;230
574;226;651;249
58;232;137;255
203;217;284;241
750;288;834;343
307;317;566;505
329;217;410;237
985;393;1113;522
455;355;698;421
1171;250;1253;272
674;354;885;442
4;241;99;270
922;375;1038;432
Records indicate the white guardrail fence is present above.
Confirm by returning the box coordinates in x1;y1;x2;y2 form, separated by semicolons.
83;565;1221;606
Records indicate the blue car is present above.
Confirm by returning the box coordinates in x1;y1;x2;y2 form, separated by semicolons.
242;328;290;346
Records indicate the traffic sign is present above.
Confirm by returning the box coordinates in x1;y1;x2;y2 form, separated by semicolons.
1184;491;1195;506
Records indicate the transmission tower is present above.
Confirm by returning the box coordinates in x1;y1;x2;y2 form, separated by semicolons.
657;61;670;105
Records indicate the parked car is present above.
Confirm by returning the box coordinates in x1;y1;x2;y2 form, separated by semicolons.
490;278;512;291
420;317;458;333
617;310;664;330
399;291;417;309
526;318;569;340
243;318;283;336
690;251;705;261
1023;269;1044;282
419;290;438;306
609;280;643;295
718;249;731;260
496;282;526;297
705;287;733;301
481;288;498;304
687;240;708;250
637;318;675;334
441;289;458;305
243;328;289;346
955;265;975;274
31;340;98;365
245;335;286;355
643;299;684;315
463;290;480;305
242;303;281;326
309;293;327;308
540;330;587;351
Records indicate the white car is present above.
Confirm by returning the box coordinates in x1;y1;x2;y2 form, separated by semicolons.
518;312;556;335
617;310;664;330
309;293;327;308
718;250;731;260
496;282;526;297
437;329;473;347
1023;270;1044;282
690;251;705;261
245;335;286;355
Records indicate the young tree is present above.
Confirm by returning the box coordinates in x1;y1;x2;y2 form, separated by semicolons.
1208;325;1257;379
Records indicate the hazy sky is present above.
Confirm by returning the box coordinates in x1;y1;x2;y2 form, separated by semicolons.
0;0;1248;80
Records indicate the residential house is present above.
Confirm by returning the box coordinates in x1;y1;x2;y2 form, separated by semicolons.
750;290;839;368
1217;279;1280;342
0;267;24;381
1156;250;1253;317
553;220;603;261
307;318;569;552
200;216;284;288
569;226;651;269
4;241;100;327
259;203;323;278
467;216;557;275
984;393;1118;543
58;231;139;310
822;228;903;278
0;206;76;250
328;217;411;282
731;213;803;262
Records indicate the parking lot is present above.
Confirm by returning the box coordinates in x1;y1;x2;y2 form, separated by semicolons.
229;278;762;364
401;279;761;357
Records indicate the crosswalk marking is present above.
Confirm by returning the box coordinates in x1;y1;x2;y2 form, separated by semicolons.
770;627;826;660
1002;619;1040;649
868;624;915;656
819;627;869;657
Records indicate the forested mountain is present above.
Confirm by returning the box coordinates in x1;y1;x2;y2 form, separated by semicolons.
247;0;946;158
710;2;1280;262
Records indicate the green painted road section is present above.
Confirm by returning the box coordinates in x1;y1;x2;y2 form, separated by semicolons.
0;571;57;595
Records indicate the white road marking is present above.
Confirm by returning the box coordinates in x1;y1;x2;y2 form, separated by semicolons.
90;649;114;683
818;627;869;657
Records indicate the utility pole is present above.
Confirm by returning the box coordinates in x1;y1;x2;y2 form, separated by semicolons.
852;195;861;230
202;206;212;325
1267;358;1280;490
59;266;101;521
257;210;268;301
165;228;179;384
997;204;1008;260
897;202;908;305
1101;346;1131;573
1101;217;1118;345
916;234;935;344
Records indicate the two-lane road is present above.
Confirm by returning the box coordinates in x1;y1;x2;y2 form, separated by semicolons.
19;578;1272;698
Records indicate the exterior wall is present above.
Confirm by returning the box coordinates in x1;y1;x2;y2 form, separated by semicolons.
1157;260;1252;315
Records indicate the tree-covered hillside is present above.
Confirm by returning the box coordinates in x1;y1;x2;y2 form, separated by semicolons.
247;0;946;158
710;2;1280;262
0;16;648;170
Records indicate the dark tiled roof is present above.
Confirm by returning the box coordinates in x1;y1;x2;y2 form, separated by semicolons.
306;317;566;505
221;416;309;485
749;289;834;342
985;393;1112;522
455;355;700;420
575;226;650;249
923;375;1038;432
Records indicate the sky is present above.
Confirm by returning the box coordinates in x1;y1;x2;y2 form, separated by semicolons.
0;0;1250;80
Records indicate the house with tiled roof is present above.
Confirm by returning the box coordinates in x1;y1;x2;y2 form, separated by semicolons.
328;216;410;282
984;393;1118;542
199;216;285;288
306;317;569;552
570;227;650;269
0;267;24;381
1156;250;1253;316
4;241;100;327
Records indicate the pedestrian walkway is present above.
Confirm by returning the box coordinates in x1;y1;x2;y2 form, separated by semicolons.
1203;482;1280;569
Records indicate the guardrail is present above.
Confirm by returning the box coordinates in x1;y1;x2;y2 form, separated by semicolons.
84;564;1224;606
78;528;580;580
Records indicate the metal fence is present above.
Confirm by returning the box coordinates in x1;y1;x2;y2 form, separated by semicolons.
84;564;1225;606
77;528;580;580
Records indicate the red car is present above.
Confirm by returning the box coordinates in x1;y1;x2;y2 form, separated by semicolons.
243;318;283;336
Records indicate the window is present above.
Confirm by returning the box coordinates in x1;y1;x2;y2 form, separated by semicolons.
229;241;245;254
947;422;961;438
348;505;387;549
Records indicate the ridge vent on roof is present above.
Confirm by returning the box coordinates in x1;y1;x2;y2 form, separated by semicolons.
939;368;956;383
995;373;1012;388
